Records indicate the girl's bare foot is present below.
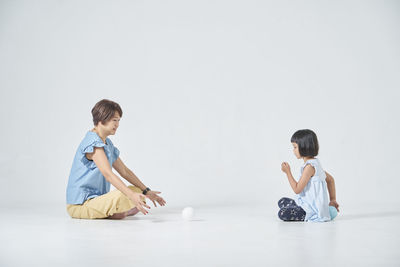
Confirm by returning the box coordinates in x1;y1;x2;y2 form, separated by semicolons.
108;212;127;219
126;207;139;216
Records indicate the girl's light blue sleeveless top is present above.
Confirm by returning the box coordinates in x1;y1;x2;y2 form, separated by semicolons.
295;158;331;222
66;131;120;204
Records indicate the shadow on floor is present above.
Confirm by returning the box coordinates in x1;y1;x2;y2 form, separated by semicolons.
124;216;205;223
339;211;400;220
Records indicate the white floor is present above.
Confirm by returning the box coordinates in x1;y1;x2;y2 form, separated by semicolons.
1;204;399;267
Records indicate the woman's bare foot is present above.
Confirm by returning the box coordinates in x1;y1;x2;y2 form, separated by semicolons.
108;212;127;219
126;207;139;216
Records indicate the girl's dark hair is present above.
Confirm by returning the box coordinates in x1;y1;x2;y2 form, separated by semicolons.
291;129;319;157
91;99;123;126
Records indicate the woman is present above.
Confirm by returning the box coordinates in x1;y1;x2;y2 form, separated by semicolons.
66;99;166;219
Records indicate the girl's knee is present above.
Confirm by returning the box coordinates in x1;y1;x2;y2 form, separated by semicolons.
278;208;287;221
278;197;291;208
278;197;285;204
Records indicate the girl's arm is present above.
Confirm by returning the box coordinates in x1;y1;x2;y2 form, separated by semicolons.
89;147;151;214
113;157;167;207
281;162;314;194
325;171;340;211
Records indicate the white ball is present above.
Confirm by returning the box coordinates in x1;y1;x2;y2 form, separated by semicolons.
182;207;194;220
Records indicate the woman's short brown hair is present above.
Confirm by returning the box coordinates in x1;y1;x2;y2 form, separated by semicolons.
91;99;123;126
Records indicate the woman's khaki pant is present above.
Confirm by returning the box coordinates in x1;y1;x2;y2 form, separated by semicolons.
67;186;142;219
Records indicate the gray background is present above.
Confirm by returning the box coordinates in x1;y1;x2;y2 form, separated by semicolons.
0;0;399;209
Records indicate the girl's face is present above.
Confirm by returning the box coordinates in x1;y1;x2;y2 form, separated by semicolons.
99;112;120;135
292;142;301;159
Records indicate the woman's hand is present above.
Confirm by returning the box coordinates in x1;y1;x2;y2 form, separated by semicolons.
329;200;340;212
146;190;166;207
281;162;291;174
128;191;151;215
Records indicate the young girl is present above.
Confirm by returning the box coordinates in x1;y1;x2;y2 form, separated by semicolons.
279;129;339;222
66;99;166;219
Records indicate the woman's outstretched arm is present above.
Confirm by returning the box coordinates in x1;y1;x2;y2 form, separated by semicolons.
89;147;151;214
113;157;166;207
